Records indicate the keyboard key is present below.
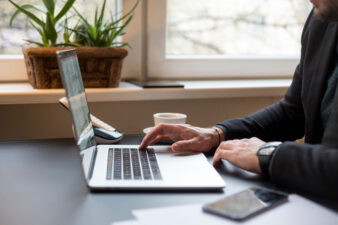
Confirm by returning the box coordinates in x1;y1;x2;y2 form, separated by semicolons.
139;149;152;180
113;148;122;180
106;148;113;180
147;149;162;180
131;148;142;180
110;147;162;181
123;148;132;180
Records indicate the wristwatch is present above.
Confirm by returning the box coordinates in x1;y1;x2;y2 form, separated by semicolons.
257;142;282;176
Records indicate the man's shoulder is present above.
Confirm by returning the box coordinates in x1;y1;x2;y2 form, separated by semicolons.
301;10;338;56
303;10;337;40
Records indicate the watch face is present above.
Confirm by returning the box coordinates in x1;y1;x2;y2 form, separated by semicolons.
259;146;276;156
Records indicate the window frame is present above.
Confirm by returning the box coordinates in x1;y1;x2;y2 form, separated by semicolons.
0;55;27;81
0;0;311;82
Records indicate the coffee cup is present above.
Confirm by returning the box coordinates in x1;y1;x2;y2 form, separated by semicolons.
153;112;187;126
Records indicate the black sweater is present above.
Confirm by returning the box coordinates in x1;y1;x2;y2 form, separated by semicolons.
217;11;338;199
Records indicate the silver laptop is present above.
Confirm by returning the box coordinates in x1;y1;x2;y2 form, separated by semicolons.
56;49;225;190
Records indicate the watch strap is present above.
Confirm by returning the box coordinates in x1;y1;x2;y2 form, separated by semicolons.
257;142;282;175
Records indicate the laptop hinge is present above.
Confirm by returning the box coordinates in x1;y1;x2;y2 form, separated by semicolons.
87;147;98;180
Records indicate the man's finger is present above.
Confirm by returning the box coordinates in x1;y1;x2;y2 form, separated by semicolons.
148;135;172;146
212;149;231;166
171;138;200;152
219;141;236;150
139;124;180;149
139;125;166;149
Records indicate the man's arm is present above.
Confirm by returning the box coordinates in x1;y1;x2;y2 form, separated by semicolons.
211;137;338;199
139;124;221;151
217;68;305;142
270;142;338;198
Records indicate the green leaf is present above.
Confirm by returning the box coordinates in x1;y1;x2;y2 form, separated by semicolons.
56;14;76;31
65;27;86;36
29;21;49;46
62;17;70;43
116;0;139;23
24;39;44;47
93;8;100;37
112;42;130;48
55;0;76;22
97;0;107;27
54;43;77;47
29;21;43;36
45;12;57;45
67;26;95;45
39;27;49;46
70;0;138;47
64;32;69;43
42;33;49;46
8;0;45;27
109;15;133;43
94;7;98;25
73;8;96;38
9;4;46;27
102;15;125;32
42;0;55;15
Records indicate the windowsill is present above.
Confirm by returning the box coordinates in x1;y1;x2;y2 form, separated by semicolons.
0;79;291;104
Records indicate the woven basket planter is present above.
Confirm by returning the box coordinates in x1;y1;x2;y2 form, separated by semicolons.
22;46;128;89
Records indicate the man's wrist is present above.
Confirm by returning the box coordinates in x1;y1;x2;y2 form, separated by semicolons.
211;126;225;147
210;127;220;148
214;125;226;142
257;142;282;176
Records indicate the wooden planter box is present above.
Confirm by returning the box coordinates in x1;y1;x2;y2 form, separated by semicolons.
22;46;128;89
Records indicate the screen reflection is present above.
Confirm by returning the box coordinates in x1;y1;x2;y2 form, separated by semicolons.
57;49;96;180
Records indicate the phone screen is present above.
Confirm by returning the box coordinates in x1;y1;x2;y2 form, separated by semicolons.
203;187;288;221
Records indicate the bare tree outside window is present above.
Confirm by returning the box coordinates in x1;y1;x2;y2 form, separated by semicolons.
167;0;310;56
0;0;116;54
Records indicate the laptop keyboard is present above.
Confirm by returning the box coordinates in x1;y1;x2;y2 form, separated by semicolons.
106;148;162;180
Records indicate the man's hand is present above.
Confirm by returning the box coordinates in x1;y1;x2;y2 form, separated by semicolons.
139;124;220;152
213;137;266;174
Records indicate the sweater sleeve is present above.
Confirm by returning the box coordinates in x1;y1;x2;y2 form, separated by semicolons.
269;142;338;199
217;63;305;142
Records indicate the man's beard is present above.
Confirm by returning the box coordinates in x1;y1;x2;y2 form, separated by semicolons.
314;0;338;21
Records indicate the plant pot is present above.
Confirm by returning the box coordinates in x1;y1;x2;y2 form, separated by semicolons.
22;45;128;89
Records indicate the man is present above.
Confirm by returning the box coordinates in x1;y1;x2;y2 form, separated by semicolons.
140;0;338;199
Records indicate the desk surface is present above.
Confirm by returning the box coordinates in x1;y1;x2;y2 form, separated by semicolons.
0;136;337;225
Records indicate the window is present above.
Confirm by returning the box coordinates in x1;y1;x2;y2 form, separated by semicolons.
0;0;311;82
0;0;118;54
147;0;311;79
0;0;120;81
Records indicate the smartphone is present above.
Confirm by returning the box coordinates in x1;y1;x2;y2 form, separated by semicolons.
203;187;288;221
128;79;184;88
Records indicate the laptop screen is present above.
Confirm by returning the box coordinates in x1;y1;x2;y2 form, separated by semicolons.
57;49;96;180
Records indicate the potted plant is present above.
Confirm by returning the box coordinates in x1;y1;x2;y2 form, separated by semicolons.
8;0;137;89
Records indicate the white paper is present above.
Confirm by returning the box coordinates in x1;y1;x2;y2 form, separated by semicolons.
132;195;338;225
134;204;226;225
112;220;144;225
